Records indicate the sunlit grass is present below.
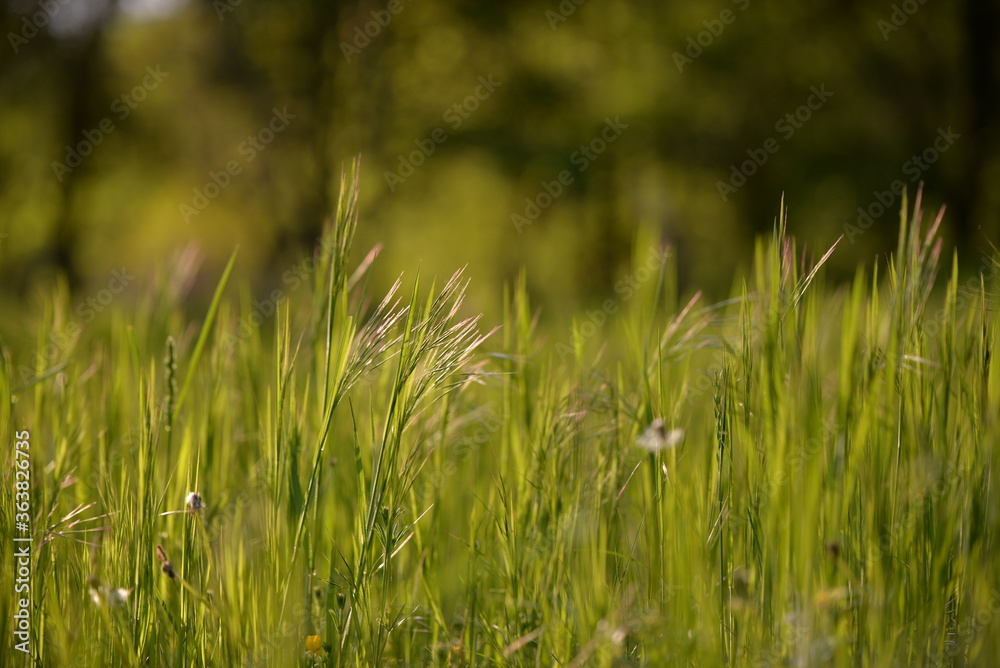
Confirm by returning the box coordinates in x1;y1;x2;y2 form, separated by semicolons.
1;162;998;667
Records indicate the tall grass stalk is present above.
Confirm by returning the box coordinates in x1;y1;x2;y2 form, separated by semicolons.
1;175;997;667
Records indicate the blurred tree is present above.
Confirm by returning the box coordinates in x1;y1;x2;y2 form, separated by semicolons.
1;0;997;317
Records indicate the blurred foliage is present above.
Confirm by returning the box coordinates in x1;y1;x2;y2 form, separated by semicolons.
1;0;998;323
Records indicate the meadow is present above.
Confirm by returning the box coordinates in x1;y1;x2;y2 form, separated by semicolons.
2;159;998;666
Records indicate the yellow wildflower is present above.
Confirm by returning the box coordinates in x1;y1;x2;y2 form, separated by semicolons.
305;635;323;658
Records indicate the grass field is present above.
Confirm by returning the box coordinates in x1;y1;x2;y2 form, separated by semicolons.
2;159;999;666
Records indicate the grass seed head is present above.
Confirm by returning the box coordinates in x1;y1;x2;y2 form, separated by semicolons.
156;544;176;579
636;419;685;452
185;491;204;514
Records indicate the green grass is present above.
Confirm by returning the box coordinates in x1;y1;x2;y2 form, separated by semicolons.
2;160;999;667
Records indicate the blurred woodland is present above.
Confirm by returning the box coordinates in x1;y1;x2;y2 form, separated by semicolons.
1;0;998;321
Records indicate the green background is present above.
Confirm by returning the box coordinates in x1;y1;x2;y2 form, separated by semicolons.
1;0;998;320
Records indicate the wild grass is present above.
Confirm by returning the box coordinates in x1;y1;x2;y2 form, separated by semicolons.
1;160;998;667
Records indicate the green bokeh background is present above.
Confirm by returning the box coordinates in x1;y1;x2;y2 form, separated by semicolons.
1;0;998;323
